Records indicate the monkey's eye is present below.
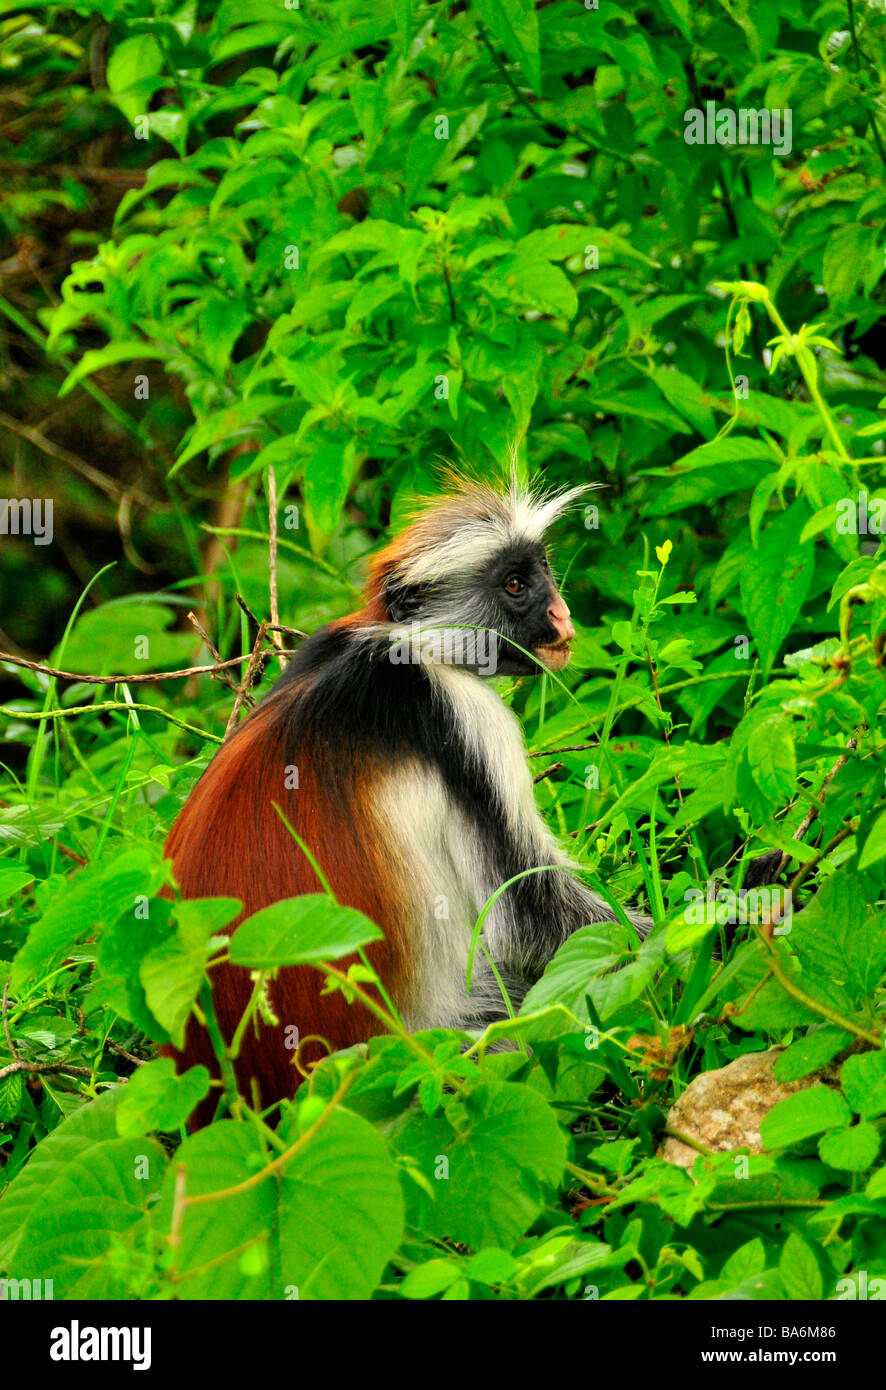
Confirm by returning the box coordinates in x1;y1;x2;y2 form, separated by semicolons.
504;575;526;596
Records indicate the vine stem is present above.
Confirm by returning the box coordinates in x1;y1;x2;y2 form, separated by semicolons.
757;933;881;1047
755;292;851;463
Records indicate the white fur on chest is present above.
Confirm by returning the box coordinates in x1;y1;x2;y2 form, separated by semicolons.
369;668;564;1029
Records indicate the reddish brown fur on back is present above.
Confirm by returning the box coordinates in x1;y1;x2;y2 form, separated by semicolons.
164;683;410;1118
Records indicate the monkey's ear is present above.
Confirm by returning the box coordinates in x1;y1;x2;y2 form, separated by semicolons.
384;577;424;622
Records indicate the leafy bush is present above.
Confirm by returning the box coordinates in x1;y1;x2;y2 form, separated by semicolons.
1;0;886;1301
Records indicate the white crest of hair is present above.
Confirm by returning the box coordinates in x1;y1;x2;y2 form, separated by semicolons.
393;478;594;588
506;478;593;545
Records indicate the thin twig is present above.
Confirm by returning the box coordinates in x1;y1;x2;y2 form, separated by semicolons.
0;409;163;509
775;737;857;877
533;761;564;784
0;650;296;685
0;1059;93;1082
224;621;271;740
0;161;146;186
1;981;19;1062
106;1038;147;1067
235;593;262;627
266;466;287;669
186;612;241;694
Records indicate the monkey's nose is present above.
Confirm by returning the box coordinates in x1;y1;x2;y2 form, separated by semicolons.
547;594;575;643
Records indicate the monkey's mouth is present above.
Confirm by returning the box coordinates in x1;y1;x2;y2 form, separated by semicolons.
534;640;572;671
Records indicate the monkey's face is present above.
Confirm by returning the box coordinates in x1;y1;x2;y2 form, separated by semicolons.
386;542;575;678
484;544;576;675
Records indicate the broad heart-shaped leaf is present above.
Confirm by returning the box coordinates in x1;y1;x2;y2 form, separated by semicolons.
229;894;383;968
0;1088;165;1297
276;1104;404;1300
840;1051;886;1120
740;502;815;677
116;1059;210;1137
818;1122;881;1172
155;1105;404;1300
760;1086;851;1150
390;1079;567;1249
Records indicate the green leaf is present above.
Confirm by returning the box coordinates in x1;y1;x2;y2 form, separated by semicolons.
400;1259;462;1299
779;1232;823;1299
822;223;879;305
760;1086;851;1149
486;254;577;319
157;1104;404;1300
106;34;165;123
521;921;640;1022
141;898;240;1048
792;874;886;1006
0;1089;166;1297
859;811;886;870
12;850;157;989
116;1059;211;1136
747;714;796;800
772;1028;851;1082
740;503;815;677
818;1121;880;1172
0;1072;23;1122
229;894;383;968
721;1237;767;1283
302;440;355;539
841;1052;886;1120
475;0;541;95
392;1079;567;1248
0;865;36;901
59;341;170;397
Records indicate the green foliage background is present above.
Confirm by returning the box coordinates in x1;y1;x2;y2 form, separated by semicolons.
1;0;886;1301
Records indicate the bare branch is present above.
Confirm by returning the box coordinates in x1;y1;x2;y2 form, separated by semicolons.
266;466;287;670
1;981;19;1062
0;1059;93;1082
0;650;297;686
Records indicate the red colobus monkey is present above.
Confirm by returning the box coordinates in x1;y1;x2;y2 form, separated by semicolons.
165;478;645;1110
